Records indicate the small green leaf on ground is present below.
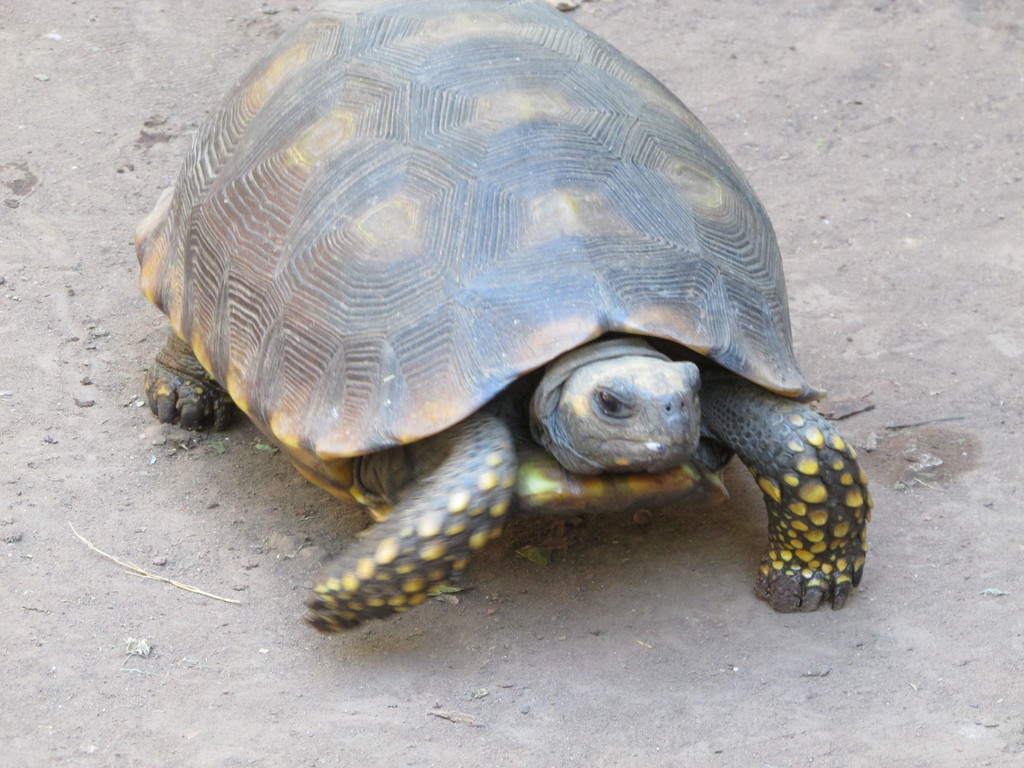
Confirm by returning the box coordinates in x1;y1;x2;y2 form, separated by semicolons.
516;545;551;567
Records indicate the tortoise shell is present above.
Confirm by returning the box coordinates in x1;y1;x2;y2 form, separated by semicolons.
136;0;815;461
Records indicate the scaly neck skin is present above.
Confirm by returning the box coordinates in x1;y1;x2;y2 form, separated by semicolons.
530;338;702;475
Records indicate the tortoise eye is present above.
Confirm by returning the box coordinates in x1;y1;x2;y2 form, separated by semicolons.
595;389;631;419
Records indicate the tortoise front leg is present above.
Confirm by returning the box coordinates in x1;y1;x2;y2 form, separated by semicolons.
305;412;516;632
145;331;235;430
701;376;870;611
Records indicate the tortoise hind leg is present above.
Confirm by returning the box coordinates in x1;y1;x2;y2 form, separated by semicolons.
700;375;870;612
306;412;516;632
145;330;235;430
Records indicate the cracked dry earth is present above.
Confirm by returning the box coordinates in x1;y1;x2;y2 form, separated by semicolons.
2;1;1022;766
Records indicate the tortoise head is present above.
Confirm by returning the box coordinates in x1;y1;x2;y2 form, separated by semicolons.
530;338;701;475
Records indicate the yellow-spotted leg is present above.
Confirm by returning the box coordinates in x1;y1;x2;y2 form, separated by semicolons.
701;376;870;612
145;331;235;430
305;412;516;632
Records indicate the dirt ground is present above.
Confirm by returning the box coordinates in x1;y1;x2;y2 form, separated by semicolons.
2;0;1022;765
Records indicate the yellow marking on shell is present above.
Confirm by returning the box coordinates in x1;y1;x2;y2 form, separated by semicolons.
854;556;866;571
845;489;865;508
245;42;310;113
788;501;807;516
798;481;828;504
804;426;825;447
136;188;173;304
836;558;849;572
832;459;846;471
522;188;628;249
221;366;253;415
789;414;807;427
356;557;376;580
485;452;504;468
366;598;386;608
489;500;510;518
847;445;858;459
758;476;782;503
806;530;826;544
387;595;407;608
488;526;504;540
283;110;354;170
395;562;416;575
408;593;428;607
346;601;364;613
469;531;490;550
795;549;815;563
420;542;447;562
779;550;793;562
477;470;500;492
796;458;820;476
401;577;426;595
666;161;724;210
417;514;444;539
374;537;400;565
791;520;809;532
829;434;847;452
801;568;814;579
866;491;874;509
268;410;303;451
453;557;470;572
783;473;800;487
448;490;472;514
772;560;785;571
624;474;661;495
445;521;467;537
859;468;869;485
833;521;850;538
786;439;805;453
188;334;215;385
339;574;359;594
839;472;854;486
821;563;834;575
353;195;421;252
808;509;829;527
476;88;573;128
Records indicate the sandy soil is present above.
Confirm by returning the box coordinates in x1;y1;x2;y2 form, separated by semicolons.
2;1;1022;765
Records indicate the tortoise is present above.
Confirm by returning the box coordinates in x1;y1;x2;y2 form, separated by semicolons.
136;0;870;632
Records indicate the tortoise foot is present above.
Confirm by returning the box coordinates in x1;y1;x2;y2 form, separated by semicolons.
754;549;863;612
145;332;234;430
305;413;516;632
701;376;870;612
145;362;234;430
